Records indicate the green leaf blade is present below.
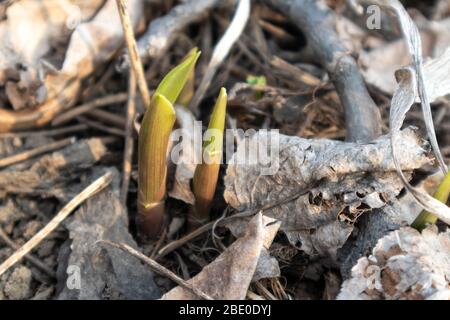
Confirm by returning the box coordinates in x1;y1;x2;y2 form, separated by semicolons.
154;48;201;105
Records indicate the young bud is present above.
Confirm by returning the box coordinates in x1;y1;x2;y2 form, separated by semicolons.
191;88;227;225
137;50;201;239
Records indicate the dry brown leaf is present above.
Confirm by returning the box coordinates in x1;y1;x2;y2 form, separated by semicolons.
0;0;105;109
0;0;142;132
338;225;450;300
61;0;142;78
360;17;450;95
360;0;447;173
161;213;275;300
226;215;281;281
224;129;431;258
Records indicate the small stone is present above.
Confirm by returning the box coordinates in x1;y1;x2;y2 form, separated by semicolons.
4;266;33;300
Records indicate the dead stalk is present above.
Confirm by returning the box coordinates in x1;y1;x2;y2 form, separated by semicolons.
121;73;137;206
116;0;151;108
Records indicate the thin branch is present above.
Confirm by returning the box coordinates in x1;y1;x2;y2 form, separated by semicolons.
52;93;128;126
0;227;56;279
100;241;214;300
136;0;224;64
158;189;307;257
116;0;151;108
265;0;382;142
86;109;126;128
121;73;137;206
77;116;126;137
0;137;76;168
0;124;88;139
0;171;114;277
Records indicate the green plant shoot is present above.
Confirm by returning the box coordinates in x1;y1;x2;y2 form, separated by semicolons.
137;49;201;239
191;88;227;225
176;47;199;107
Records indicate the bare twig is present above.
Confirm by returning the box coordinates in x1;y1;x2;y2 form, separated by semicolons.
158;189;307;257
0;227;56;279
0;124;88;139
101;241;214;300
190;0;250;115
52;93;128;126
0;137;76;168
77;116;126;137
116;0;151;108
121;73;137;206
0;171;114;277
265;0;381;142
86;109;126;128
254;281;277;300
136;0;224;63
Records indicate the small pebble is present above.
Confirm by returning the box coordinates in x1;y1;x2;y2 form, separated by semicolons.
4;266;33;300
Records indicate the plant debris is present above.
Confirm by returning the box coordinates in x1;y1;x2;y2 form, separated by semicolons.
338;225;450;300
162;213;279;300
224;128;431;258
1;0;450;301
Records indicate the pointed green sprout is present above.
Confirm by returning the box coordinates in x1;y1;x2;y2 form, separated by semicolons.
411;170;450;231
191;88;227;225
137;49;201;239
154;48;201;104
176;47;199;107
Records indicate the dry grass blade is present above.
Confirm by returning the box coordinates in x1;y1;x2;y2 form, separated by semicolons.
116;0;151;108
190;0;250;115
0;170;114;277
